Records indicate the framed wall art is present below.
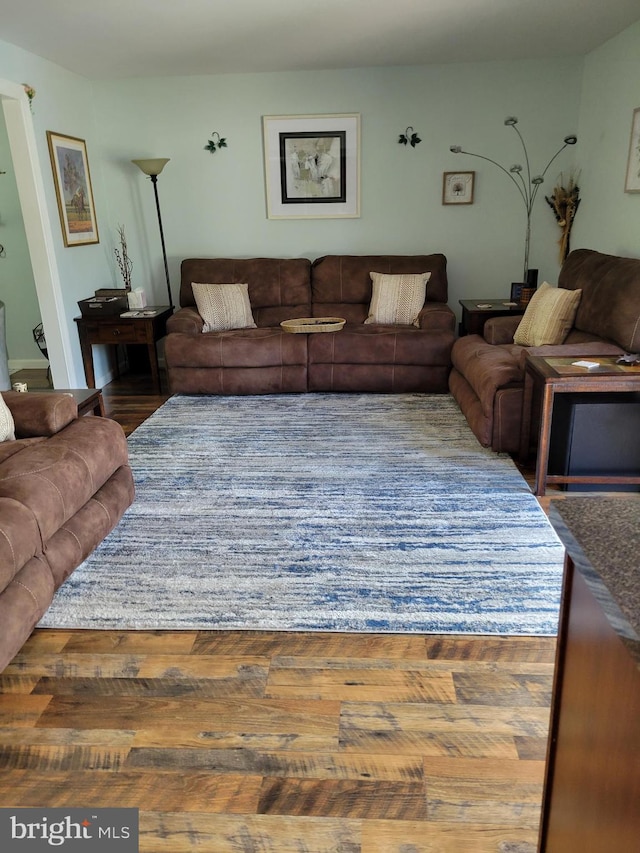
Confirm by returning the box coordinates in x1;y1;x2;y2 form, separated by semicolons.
442;172;476;204
443;171;475;205
262;113;360;219
46;131;99;246
624;107;640;193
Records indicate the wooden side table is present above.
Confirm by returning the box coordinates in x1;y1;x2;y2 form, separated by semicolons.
519;354;640;495
42;388;105;417
458;299;525;336
75;307;172;392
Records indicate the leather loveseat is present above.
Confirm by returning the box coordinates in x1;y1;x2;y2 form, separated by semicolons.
0;392;134;671
164;254;456;394
449;249;640;453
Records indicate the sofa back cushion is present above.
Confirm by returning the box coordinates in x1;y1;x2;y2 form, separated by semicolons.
180;258;312;327
558;249;640;352
311;254;448;324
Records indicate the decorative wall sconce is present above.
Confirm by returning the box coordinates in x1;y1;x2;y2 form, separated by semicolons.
204;132;227;153
398;126;421;148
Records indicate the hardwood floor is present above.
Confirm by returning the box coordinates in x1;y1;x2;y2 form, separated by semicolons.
1;370;555;852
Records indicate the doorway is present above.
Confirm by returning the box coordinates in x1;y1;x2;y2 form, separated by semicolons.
1;77;74;387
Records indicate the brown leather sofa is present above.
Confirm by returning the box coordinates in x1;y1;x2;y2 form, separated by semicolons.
164;254;456;394
0;392;134;671
449;249;640;453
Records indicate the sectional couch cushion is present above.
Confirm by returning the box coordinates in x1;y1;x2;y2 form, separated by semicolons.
179;257;312;327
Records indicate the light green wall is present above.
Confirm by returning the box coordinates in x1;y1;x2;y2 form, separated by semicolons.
7;23;640;387
0;37;113;382
94;60;583;320
0;109;41;364
573;20;640;257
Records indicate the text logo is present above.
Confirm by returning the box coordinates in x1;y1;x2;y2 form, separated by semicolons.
0;809;138;851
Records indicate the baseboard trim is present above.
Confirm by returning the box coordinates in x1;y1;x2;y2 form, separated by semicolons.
8;358;48;372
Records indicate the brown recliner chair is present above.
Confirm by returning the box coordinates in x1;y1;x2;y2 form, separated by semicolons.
0;392;134;671
449;249;640;453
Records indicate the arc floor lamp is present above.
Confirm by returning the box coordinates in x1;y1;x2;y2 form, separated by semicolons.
131;157;174;309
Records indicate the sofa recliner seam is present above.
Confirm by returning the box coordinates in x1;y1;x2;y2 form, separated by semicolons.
12;579;40;610
0;527;16;574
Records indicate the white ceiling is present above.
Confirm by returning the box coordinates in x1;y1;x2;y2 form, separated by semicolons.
2;0;640;79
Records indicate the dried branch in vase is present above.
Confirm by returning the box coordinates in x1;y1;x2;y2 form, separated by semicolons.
545;171;581;263
114;224;133;291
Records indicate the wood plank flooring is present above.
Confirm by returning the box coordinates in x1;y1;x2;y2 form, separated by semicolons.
1;370;556;852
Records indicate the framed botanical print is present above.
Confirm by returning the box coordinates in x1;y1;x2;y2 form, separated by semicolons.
262;113;360;219
46;131;99;246
624;107;640;193
442;171;475;205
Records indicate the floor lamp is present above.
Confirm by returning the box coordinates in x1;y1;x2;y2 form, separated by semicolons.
131;158;174;309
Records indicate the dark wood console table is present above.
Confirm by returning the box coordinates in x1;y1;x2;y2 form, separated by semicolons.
541;498;640;852
75;307;172;392
458;299;524;336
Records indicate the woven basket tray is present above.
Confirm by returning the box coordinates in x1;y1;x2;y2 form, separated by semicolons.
281;317;346;334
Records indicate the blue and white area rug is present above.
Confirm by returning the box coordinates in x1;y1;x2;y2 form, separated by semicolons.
39;394;565;635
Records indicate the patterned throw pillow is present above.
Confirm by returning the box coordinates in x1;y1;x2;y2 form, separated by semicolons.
0;393;15;442
192;282;257;333
513;282;582;346
364;272;431;327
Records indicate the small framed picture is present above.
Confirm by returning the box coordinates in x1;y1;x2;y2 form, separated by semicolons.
443;171;475;205
46;131;99;246
510;283;523;303
624;107;640;193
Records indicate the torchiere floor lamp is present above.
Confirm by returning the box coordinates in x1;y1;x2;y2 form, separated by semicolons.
131;158;174;310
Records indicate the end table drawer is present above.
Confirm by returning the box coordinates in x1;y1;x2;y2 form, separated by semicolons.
93;323;147;344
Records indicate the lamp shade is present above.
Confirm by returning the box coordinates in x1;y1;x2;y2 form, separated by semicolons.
131;158;170;177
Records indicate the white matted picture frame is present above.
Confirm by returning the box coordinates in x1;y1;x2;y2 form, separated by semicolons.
442;171;475;205
262;113;360;219
624;107;640;193
46;131;99;246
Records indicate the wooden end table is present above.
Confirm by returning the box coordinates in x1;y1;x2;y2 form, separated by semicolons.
458;299;525;336
75;306;172;392
29;387;105;417
519;354;640;495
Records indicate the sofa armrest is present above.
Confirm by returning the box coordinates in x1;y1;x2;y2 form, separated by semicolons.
4;392;78;437
417;303;456;332
166;307;204;335
483;315;522;344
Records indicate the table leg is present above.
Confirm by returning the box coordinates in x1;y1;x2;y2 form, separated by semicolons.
519;366;534;464
77;327;96;388
148;341;160;391
534;385;555;496
93;392;105;417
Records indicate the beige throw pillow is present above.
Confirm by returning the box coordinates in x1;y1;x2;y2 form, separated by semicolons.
0;393;15;441
192;282;257;333
365;272;431;327
513;282;582;346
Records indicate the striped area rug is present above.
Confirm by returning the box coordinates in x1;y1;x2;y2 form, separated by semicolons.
39;394;565;635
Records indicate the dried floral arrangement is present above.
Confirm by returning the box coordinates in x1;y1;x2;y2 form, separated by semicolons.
545;172;581;263
114;224;133;291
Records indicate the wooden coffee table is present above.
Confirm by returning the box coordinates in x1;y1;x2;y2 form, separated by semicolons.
519;354;640;495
